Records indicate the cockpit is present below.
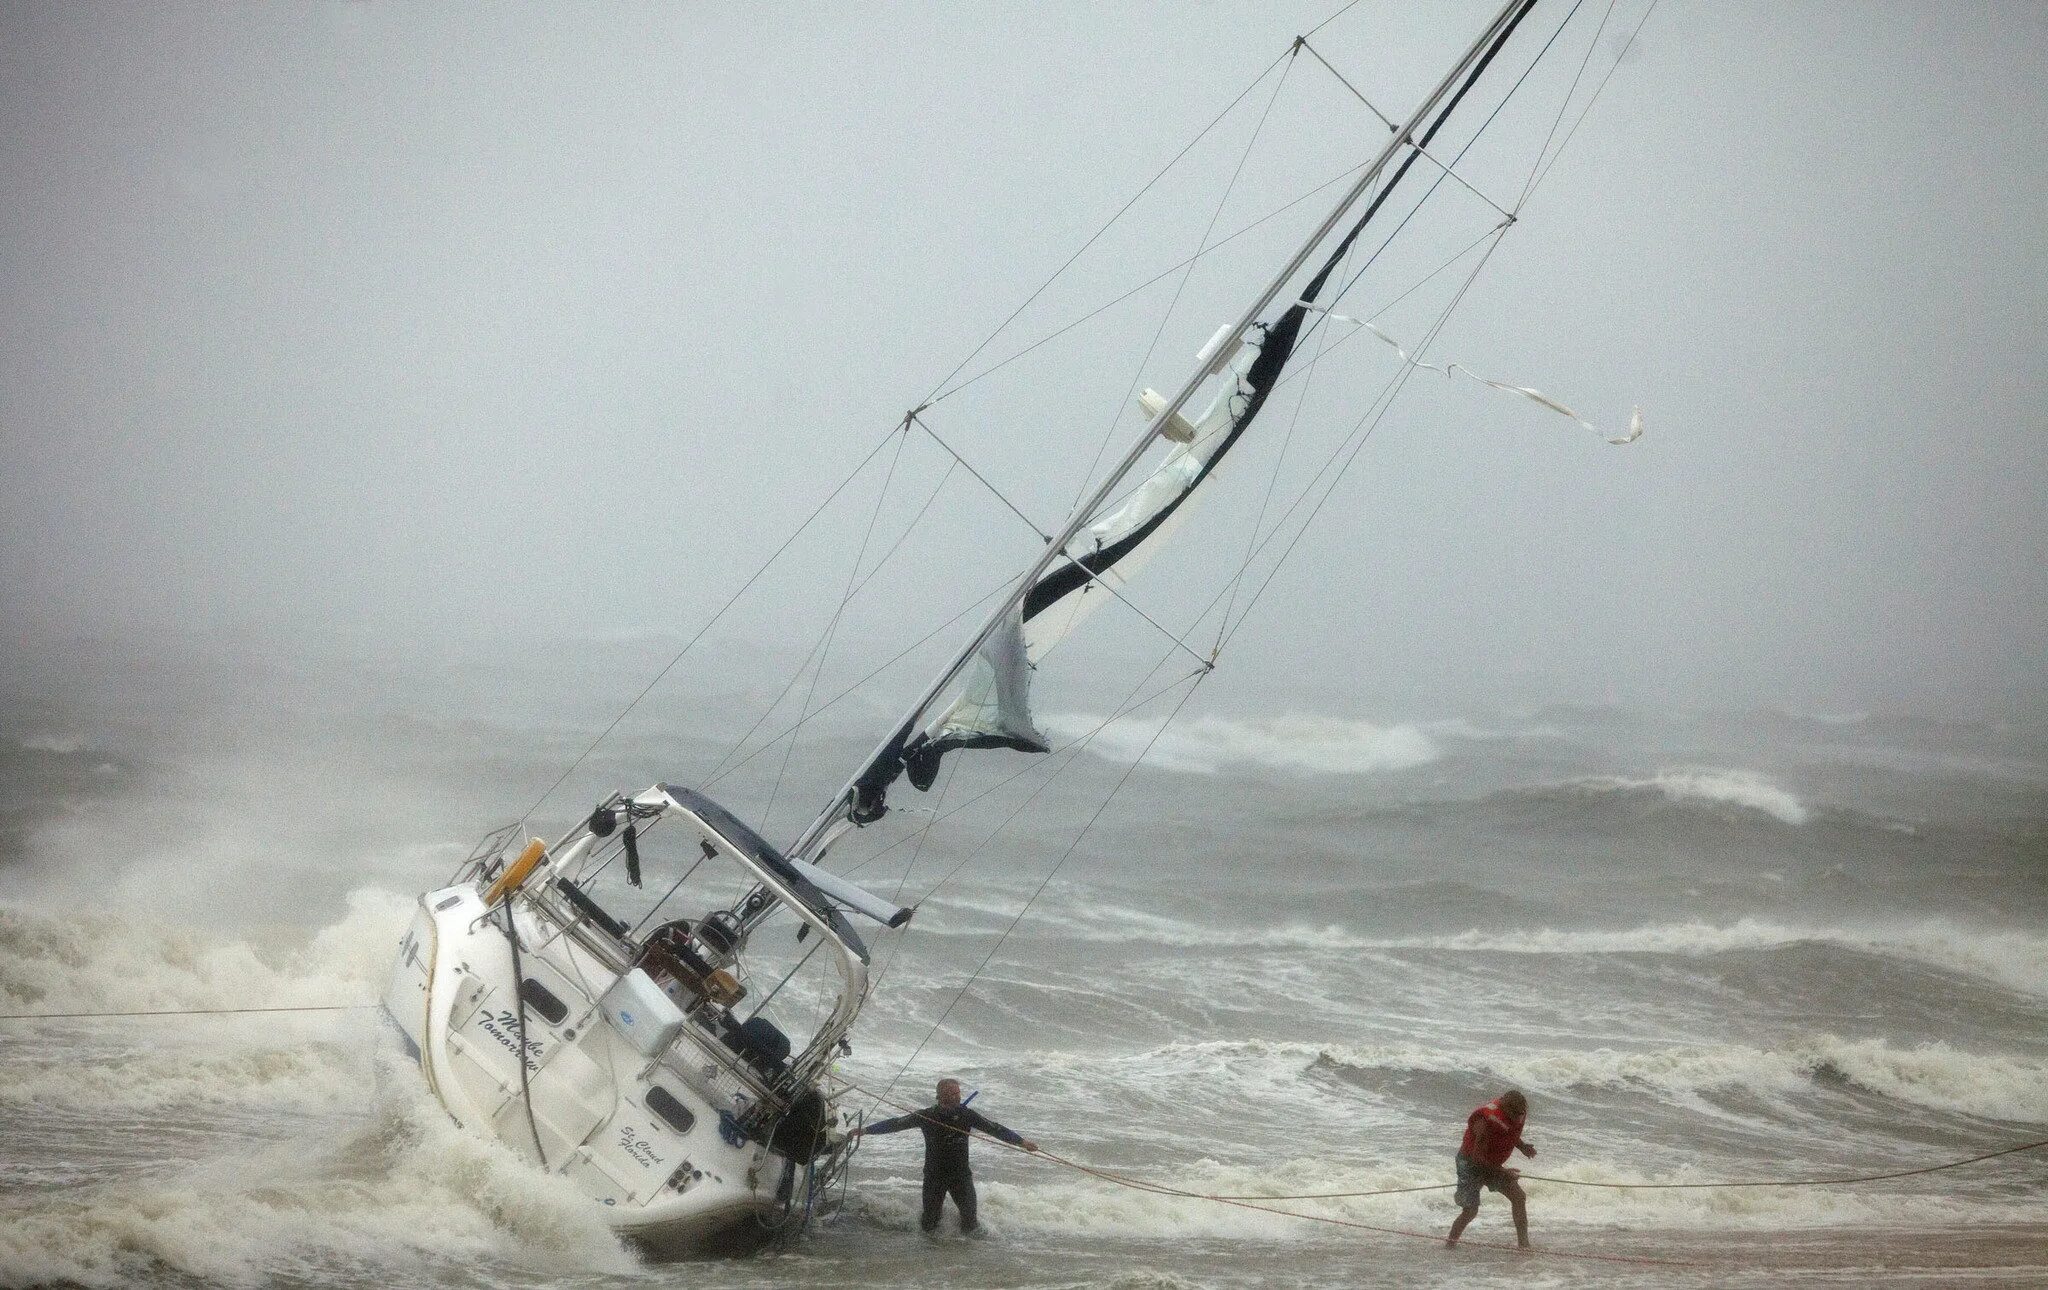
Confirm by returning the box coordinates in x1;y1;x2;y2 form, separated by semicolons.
486;783;908;1095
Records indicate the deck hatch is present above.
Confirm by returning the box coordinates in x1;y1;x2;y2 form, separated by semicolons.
646;1085;696;1135
519;977;569;1025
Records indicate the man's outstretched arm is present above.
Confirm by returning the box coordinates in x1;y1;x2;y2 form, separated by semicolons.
857;1114;919;1136
966;1109;1038;1152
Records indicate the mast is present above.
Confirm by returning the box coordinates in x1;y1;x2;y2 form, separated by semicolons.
786;0;1539;865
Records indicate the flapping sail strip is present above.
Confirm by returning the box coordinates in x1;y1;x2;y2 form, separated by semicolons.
833;0;1541;834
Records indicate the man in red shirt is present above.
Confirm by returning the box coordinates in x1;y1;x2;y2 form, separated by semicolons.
1447;1089;1536;1249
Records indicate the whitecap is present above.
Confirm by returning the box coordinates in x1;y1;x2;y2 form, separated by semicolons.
1040;711;1440;776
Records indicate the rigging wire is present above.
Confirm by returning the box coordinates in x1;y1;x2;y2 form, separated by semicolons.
929;158;1369;405
1300;38;1515;222
1526;0;1663;198
1304;0;1367;40
911;414;1049;541
901;663;1202;909
867;3;1597;1107
509;40;1338;830
832;662;1209;886
698;451;961;790
912;416;1217;672
876;668;1209;1107
1220;225;1514;654
763;424;912;835
1068;47;1299;514
698;576;1016;793
861;756;958;1000
1288;0;1590;370
511;427;899;833
1215;166;1370;651
1271;7;1623;580
507;0;1636;835
1204;0;1605;651
1513;0;1620;210
921;49;1294;406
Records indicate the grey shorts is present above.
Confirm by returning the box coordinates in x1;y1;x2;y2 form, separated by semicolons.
1454;1153;1510;1209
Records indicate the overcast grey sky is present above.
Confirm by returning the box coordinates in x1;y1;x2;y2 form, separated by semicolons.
3;1;2043;722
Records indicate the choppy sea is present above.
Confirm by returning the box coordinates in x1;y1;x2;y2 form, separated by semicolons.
3;644;2045;1287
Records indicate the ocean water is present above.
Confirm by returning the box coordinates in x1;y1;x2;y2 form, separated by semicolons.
3;649;2046;1288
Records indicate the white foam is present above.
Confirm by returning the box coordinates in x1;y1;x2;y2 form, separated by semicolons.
915;889;2048;1005
1385;918;2048;999
1041;710;1440;776
1313;1034;2048;1123
18;732;91;754
1584;767;1810;825
0;1065;638;1288
0;898;639;1289
0;887;411;1016
992;1030;2048;1127
0;1039;365;1116
921;888;1368;951
903;1148;2016;1243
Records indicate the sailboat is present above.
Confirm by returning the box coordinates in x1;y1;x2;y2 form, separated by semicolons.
381;0;1628;1253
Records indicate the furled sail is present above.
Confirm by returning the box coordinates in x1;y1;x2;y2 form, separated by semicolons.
836;0;1538;833
893;339;1259;799
849;318;1297;824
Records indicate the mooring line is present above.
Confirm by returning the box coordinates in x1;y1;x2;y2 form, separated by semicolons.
0;1003;374;1021
841;1079;2048;1269
841;1079;1694;1267
1524;1138;2048;1190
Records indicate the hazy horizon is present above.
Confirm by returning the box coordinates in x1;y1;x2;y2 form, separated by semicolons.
5;0;2045;734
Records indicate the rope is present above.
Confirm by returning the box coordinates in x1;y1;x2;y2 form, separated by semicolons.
842;1080;1692;1268
15;1002;2039;1268
762;421;911;836
695;453;960;791
844;1079;2048;1268
875;670;1209;1106
1524;1139;2048;1190
498;902;550;1168
513;426;900;832
1066;47;1296;513
923;49;1294;406
0;1004;373;1021
833;664;1204;887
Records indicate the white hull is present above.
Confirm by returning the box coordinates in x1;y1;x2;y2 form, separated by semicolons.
382;882;848;1254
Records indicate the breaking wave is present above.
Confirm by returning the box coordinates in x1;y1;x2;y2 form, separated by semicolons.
1578;768;1810;825
0;888;409;1017
858;1126;2013;1242
0;1063;638;1288
1312;1034;2048;1124
0;895;641;1288
1378;918;2048;1000
1041;711;1440;776
912;894;2048;1002
17;732;93;755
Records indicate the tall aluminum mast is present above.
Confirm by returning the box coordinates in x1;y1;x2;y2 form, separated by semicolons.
787;0;1540;865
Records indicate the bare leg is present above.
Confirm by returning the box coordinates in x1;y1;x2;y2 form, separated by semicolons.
1446;1206;1478;1246
1502;1179;1530;1249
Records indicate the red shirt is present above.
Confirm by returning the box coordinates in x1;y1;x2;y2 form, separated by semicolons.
1460;1099;1524;1167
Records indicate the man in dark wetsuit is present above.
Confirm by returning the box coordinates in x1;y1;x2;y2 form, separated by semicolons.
1447;1088;1537;1249
854;1078;1039;1234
